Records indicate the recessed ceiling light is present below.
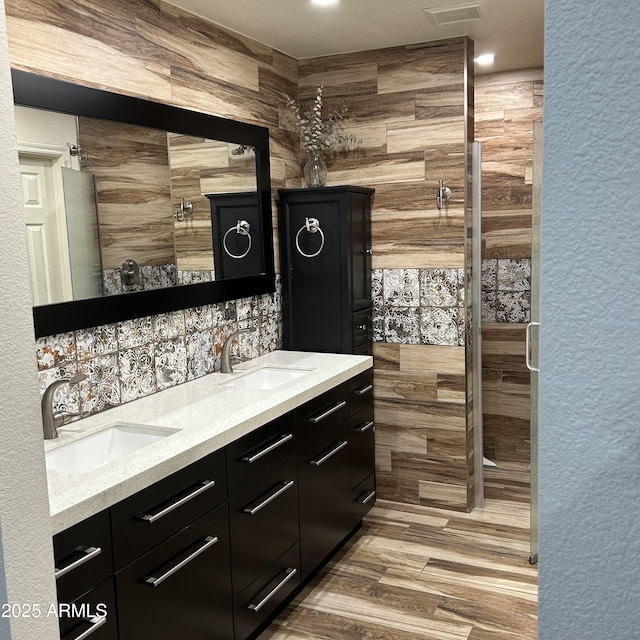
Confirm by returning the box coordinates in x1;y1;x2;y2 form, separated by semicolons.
311;0;338;5
475;53;496;66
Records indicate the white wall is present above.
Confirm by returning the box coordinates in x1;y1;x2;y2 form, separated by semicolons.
0;0;60;637
539;1;640;638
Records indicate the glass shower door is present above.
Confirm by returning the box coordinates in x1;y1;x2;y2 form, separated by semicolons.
528;121;542;564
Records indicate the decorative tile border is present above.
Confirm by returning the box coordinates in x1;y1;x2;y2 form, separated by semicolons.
36;277;283;419
482;259;531;323
373;267;466;346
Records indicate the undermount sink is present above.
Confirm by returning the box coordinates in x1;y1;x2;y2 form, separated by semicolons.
46;423;179;475
223;366;313;390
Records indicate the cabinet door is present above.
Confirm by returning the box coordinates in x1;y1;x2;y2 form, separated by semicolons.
297;422;354;579
229;457;299;595
281;197;344;353
115;503;233;640
349;191;372;311
233;543;300;640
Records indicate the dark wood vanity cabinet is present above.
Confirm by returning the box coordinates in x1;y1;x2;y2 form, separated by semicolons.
278;186;374;355
296;368;376;580
52;368;374;640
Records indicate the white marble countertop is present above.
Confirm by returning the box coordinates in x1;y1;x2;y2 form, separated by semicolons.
45;350;372;534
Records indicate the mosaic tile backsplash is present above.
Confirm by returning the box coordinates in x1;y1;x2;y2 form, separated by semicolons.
372;268;467;346
36;279;282;420
481;259;531;323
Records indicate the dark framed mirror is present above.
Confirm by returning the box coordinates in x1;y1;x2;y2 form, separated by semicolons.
12;69;275;338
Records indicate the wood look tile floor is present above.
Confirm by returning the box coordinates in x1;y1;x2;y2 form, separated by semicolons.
261;463;536;640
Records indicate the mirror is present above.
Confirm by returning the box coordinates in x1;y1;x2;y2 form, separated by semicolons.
12;70;275;338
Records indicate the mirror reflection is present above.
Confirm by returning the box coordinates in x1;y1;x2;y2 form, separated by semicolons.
16;107;259;305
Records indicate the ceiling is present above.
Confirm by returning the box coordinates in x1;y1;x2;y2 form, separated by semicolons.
165;0;544;74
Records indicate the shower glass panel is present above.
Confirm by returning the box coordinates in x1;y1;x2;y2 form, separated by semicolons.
472;141;484;509
528;121;542;564
61;167;102;301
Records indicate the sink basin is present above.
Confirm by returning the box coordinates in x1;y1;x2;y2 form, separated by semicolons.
46;423;179;475
223;366;312;390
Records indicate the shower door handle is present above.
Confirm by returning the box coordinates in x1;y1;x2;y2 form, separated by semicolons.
526;322;540;372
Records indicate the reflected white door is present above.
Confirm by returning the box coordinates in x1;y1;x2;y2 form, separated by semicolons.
20;154;72;305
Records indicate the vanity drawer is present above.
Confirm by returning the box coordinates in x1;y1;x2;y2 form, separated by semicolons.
344;405;375;489
233;542;301;640
226;411;296;494
352;473;377;524
58;577;118;640
229;456;299;595
53;509;113;605
111;449;227;570
349;368;373;416
295;381;349;448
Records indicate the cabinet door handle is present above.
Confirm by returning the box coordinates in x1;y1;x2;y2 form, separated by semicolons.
356;490;376;505
70;615;107;640
242;480;295;516
356;324;367;331
138;480;216;523
54;546;102;580
356;420;375;433
144;536;219;587
308;400;347;423
526;321;540;372
241;433;293;463
247;567;298;613
355;384;373;396
310;440;348;467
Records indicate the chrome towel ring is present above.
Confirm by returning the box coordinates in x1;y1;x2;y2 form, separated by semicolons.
295;217;325;258
223;219;252;259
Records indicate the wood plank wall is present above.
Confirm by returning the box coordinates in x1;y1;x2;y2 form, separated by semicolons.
299;39;475;511
7;0;476;511
475;69;544;463
77;118;175;270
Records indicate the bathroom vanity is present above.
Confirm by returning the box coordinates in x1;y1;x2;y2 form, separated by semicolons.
47;351;374;640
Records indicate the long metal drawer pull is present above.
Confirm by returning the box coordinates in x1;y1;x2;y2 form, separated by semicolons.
355;384;373;396
139;480;216;523
247;567;298;613
357;490;376;505
242;433;294;463
356;420;375;433
310;440;348;467
55;546;102;580
243;480;295;516
144;536;219;587
308;400;347;423
71;615;108;640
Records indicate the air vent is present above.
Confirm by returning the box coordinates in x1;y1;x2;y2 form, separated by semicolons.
423;2;486;26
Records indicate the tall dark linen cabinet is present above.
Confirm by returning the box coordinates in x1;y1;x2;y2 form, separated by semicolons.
278;186;374;355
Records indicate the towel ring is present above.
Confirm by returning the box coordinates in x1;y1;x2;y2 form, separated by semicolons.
295;217;325;258
223;220;252;259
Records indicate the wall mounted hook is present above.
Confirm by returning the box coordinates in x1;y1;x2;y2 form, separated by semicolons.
173;196;193;222
436;180;451;210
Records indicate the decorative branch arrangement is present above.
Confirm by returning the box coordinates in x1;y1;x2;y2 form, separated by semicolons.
285;84;361;153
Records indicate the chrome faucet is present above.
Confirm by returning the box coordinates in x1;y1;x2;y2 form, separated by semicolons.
221;326;257;373
41;372;88;440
